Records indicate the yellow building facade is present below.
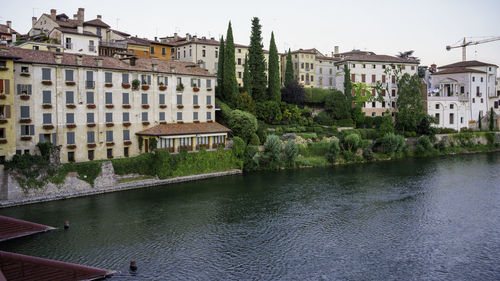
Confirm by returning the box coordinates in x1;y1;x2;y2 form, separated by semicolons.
0;50;18;162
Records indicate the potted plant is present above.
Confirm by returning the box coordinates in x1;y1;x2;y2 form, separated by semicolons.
106;123;114;127
159;121;167;125
87;143;97;148
43;124;54;130
124;140;132;146
142;104;150;109
0;94;6;100
207;105;213;109
160;104;167;109
177;105;184;109
21;136;32;141
142;121;150;126
105;82;113;88
0;119;7;124
122;82;131;89
194;105;200;109
141;81;150;90
42;80;52;86
131;79;140;90
123;122;131;127
66;124;76;129
20;118;31;123
87;123;96;128
176;82;184;92
0;139;7;144
66;104;76;109
20;94;30;100
67;144;77;149
42;104;52;109
106;104;114;109
106;142;115;147
66;81;76;86
87;104;96;109
159;82;167;91
122;104;131;109
192;83;200;92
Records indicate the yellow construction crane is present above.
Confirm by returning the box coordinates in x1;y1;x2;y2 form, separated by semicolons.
446;36;500;61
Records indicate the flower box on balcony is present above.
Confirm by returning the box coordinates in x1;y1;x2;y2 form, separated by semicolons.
141;85;150;90
142;104;150;109
107;155;114;159
20;119;31;124
207;105;213;109
106;142;115;147
21;136;32;141
87;123;96;128
66;124;77;129
193;87;200;92
87;104;96;109
122;83;131;89
67;144;77;149
41;80;52;86
43;124;54;130
87;143;96;148
159;121;167;125
159;105;167;109
66;104;76;109
20;72;30;77
0;119;7;124
122;104;131;109
207;88;213;91
177;121;184;124
65;81;76;86
42;104;52;109
0;139;7;144
207;120;213;123
142;121;150;126
193;120;200;123
106;123;114;127
105;83;113;88
193;105;200;109
123;122;131;127
124;141;132;146
177;105;184;109
159;85;167;91
0;94;6;100
20;95;30;100
105;104;114;109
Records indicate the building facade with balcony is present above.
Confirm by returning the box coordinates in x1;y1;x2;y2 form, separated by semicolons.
334;51;419;117
428;61;498;130
5;47;227;163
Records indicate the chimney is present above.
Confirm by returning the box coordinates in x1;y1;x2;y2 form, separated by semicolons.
174;33;178;40
6;21;11;28
152;63;158;72
430;63;437;73
50;9;57;20
210;37;214;40
97;15;102;19
186;33;190;40
334;46;339;55
193;35;198;41
32;17;37;27
73;14;78;20
76;54;83;65
12;33;16;44
95;57;103;67
54;53;63;64
154;36;157;42
77;8;85;22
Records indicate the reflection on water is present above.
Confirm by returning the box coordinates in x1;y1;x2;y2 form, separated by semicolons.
1;153;499;280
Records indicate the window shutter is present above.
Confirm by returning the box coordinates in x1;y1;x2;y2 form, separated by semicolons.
39;134;44;142
28;85;32;95
52;133;57;145
5;105;10;118
4;80;9;94
17;83;21;94
29;125;35;136
0;80;3;93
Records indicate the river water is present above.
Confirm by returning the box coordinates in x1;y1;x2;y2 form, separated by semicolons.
1;153;500;280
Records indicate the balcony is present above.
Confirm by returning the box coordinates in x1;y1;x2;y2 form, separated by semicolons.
99;40;127;50
85;81;95;89
428;92;469;101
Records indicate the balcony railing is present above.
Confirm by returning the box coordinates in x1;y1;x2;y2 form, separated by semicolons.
85;81;95;89
99;40;127;49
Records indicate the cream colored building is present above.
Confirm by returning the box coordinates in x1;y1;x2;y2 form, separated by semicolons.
234;44;276;87
283;49;318;88
6;47;228;163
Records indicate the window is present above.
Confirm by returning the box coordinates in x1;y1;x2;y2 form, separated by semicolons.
193;95;198;105
66;91;74;104
435;113;440;124
411;66;415;70
123;130;130;141
162;48;166;56
87;131;95;143
361;74;366;83
17;84;32;95
141;93;148;105
87;113;94;123
159;94;165;105
480;77;483;82
104;92;112;104
106;112;113;123
382;75;386;83
206;79;212;88
86;92;94;104
372;102;376;108
177;94;182;105
43;113;52;124
382;65;386;69
150;46;155;54
67;151;75;162
449;113;454;124
215;50;218;58
106;131;113;142
460;86;464;94
105;72;112;83
450;104;454;109
461;117;464;123
107;148;113;158
123;112;130;122
191;78;201;87
67;132;75;144
21;66;29;73
158;76;168;86
124;147;129;158
88;150;94;160
66;113;74;124
472;77;475;82
238;72;242;78
21;125;34;136
391;89;396;97
177;112;182;121
352;64;355;68
65;69;74;82
141;75;151;85
391;101;395;108
42;90;51;104
193;112;198;120
142;112;148;121
392;75;396;84
122;73;129;84
435;104;440;109
122;92;129;105
207;112;212;120
373;64;376;69
382;101;386;108
382;89;386;96
159;112;165;121
203;50;206;57
42;68;51;81
20;106;30;119
351;74;355;82
207;95;212;105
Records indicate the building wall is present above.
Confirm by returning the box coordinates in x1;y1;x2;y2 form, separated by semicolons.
0;58;16;162
150;44;175;61
234;46;272;87
50;29;99;56
291;52;316;88
127;44;150;58
177;43;219;74
12;61;216;163
29;14;58;36
315;59;336;89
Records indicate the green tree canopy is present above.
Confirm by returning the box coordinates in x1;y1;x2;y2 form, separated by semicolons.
325;90;351;120
216;36;225;98
395;73;424;133
267;32;281;102
242;53;252;95
223;22;238;105
284;49;294;85
248;17;267;101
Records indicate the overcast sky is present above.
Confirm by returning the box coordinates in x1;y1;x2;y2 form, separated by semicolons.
2;0;500;70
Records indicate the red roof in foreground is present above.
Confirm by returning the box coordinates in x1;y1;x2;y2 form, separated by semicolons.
0;251;114;281
0;216;55;242
136;122;231;136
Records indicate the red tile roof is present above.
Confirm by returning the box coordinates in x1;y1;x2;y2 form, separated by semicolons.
5;47;216;77
0;216;55;242
84;18;110;28
336;52;419;64
111;29;130;38
0;24;19;35
432;67;486;75
439;60;497;69
136;122;231;136
53;27;100;37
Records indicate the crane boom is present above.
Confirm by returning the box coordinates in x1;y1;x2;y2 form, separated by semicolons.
446;36;500;61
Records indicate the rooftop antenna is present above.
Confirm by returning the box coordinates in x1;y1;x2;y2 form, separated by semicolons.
116;18;120;30
32;8;39;18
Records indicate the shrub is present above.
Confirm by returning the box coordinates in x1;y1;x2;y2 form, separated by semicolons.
325;90;351;119
378;114;395;138
304;88;333;104
314;111;334;126
342;150;356;162
296;156;329;167
417;135;433;150
436;128;457;134
379;133;406;155
232;137;246;159
404;131;417;137
235;92;255;114
263;135;282;169
485;132;495;145
364;117;375;128
284;140;298;167
227;109;258;143
50;161;102;186
297;132;317;140
336;118;355;127
343;133;361;152
243;145;260;171
326;140;340;163
255;101;282;124
363;148;374;160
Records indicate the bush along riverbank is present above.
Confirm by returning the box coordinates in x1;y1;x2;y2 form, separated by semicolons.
236;131;500;171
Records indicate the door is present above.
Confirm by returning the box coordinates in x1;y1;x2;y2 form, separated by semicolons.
144;139;149;153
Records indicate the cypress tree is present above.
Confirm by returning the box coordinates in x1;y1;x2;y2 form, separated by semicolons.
216;36;225;98
267;32;280;102
489;107;495;131
243;54;252;95
284;49;294;85
223;21;238;105
343;64;354;107
248;17;267;101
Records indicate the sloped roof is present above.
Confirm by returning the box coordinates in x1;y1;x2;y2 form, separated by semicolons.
4;47;215;77
335;53;419;64
136;122;231;136
0;24;19;35
127;37;150;46
432;67;486;75
176;37;220;47
111;29;130;37
84;18;110;28
290;48;321;55
439;60;497;69
53;27;100;37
